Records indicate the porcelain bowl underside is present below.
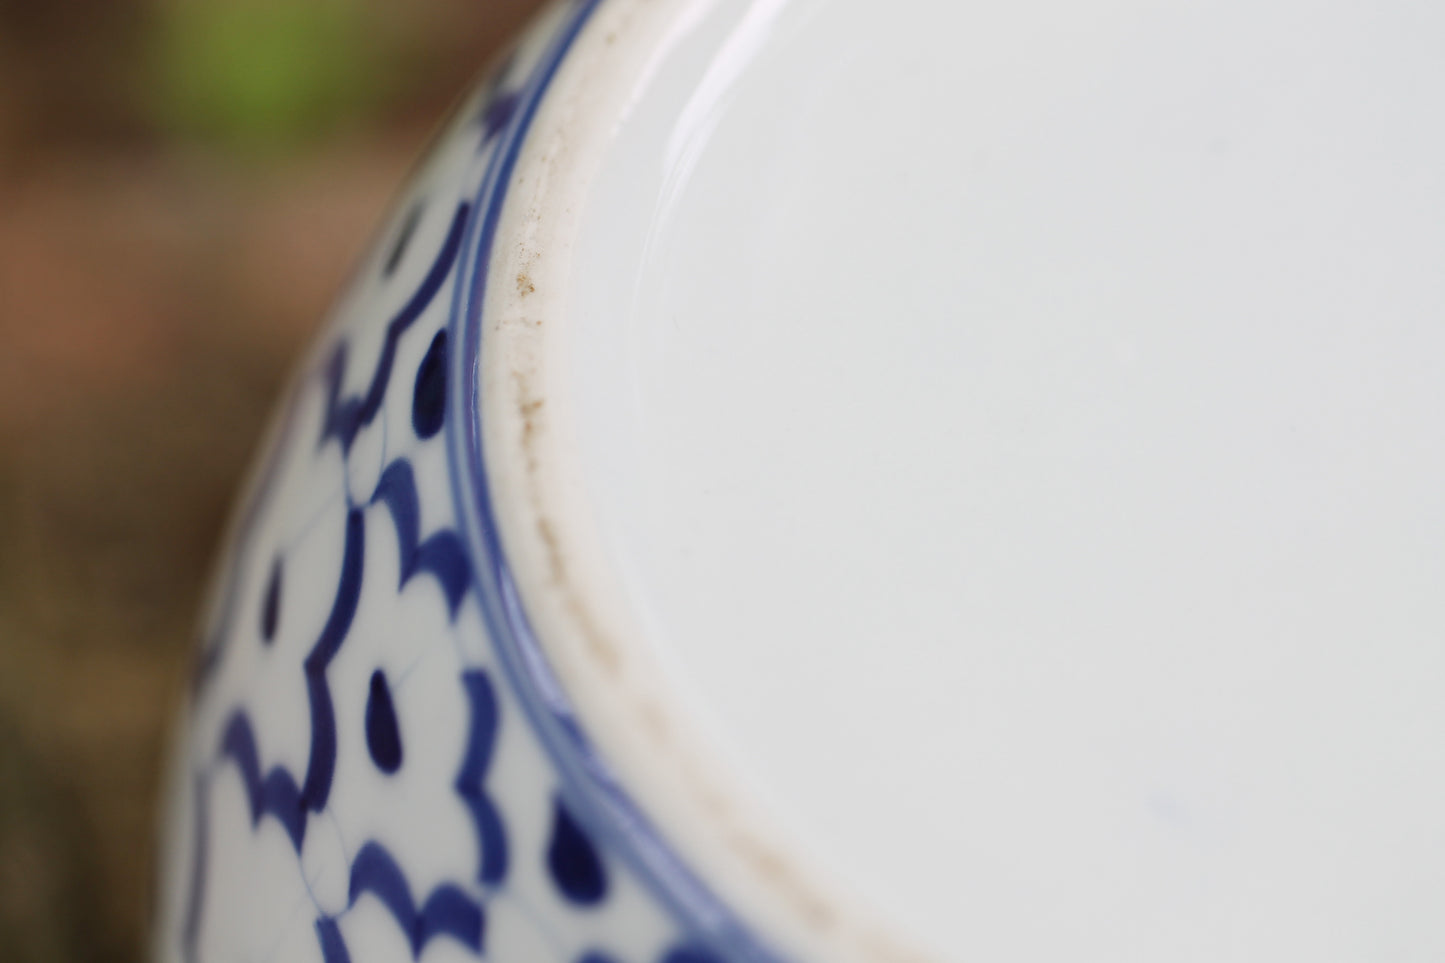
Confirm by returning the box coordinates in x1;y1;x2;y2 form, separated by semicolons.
157;2;1445;961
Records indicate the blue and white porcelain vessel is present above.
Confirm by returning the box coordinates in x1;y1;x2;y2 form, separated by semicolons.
158;1;1445;961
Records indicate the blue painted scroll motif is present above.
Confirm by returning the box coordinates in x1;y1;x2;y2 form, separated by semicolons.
154;4;745;962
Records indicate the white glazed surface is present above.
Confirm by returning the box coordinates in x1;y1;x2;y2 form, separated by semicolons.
528;0;1445;958
158;0;1445;961
153;6;762;963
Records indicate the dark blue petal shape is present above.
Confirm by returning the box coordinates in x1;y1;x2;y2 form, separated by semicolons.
547;797;607;905
348;842;485;956
370;459;470;617
456;670;508;884
261;557;282;645
480;90;519;145
315;917;352;963
366;669;403;774
321;203;470;455
412;330;448;439
218;712;306;850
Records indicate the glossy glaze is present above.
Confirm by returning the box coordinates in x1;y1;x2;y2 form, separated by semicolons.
159;1;1445;960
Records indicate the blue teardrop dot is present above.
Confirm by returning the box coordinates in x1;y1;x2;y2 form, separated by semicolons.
382;201;424;278
576;954;619;963
261;558;282;644
365;670;403;774
412;330;447;439
546;798;607;905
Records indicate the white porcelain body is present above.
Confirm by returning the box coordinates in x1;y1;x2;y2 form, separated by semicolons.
153;8;756;963
158;1;1445;961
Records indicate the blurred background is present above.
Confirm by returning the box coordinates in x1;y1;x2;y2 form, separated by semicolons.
0;1;545;958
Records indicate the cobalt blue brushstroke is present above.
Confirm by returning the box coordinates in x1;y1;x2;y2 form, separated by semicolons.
412;330;448;439
474;49;518;148
217;712;307;850
320;203;471;455
447;0;779;956
480;91;520;145
370;459;470;617
455;670;508;885
184;3;781;959
546;797;608;905
315;917;352;963
261;557;282;644
365;669;404;774
383;201;425;279
183;70;520;963
180;774;210;963
348;841;485;956
299;508;366;811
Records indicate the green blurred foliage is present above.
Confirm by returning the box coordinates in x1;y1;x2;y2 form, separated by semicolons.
149;0;386;153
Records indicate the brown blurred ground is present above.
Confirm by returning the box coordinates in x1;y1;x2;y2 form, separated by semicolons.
0;2;545;959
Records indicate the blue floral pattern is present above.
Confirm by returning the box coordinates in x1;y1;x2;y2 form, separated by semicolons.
156;3;772;962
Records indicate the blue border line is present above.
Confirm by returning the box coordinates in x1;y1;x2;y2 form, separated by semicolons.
444;2;783;960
